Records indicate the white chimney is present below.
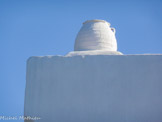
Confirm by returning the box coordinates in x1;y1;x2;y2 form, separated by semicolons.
24;20;162;122
74;20;117;51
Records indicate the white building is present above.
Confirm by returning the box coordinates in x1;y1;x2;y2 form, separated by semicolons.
24;20;162;122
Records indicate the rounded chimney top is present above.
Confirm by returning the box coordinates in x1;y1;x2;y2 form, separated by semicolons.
74;19;118;51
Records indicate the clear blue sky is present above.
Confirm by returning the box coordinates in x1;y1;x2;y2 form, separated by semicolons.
0;0;162;121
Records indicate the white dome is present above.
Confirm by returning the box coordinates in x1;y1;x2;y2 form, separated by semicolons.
74;19;117;51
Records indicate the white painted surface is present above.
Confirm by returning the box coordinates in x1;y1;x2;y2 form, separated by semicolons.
74;20;117;51
25;55;162;122
66;50;123;56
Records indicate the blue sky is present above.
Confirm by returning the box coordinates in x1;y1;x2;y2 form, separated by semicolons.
0;0;162;121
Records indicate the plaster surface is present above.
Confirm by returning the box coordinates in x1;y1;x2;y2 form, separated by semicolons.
74;20;117;51
66;50;123;56
24;54;162;122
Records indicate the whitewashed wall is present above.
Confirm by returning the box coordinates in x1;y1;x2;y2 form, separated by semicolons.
24;55;162;122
